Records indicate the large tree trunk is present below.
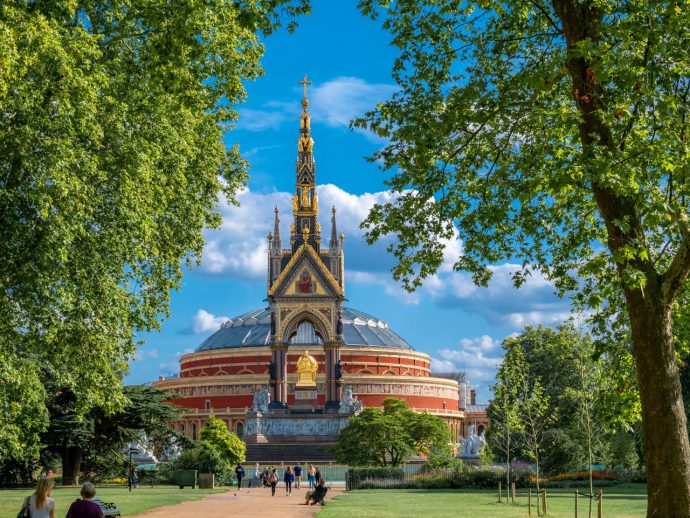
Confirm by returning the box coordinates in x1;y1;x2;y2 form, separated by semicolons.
628;295;690;516
551;0;690;514
61;446;82;486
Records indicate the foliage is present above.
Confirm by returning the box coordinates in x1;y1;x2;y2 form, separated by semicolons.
0;353;48;484
487;343;524;487
356;0;690;510
39;383;183;485
541;428;582;475
332;398;450;467
0;0;310;461
519;378;554;491
199;415;246;469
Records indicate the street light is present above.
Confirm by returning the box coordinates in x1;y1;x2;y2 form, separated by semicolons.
128;445;139;492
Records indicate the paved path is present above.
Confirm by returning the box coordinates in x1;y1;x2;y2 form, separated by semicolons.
133;484;344;517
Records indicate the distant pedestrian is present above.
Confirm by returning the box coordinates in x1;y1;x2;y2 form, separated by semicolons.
314;467;321;485
284;466;294;496
307;464;316;489
235;463;245;490
66;482;103;518
21;478;56;518
294;462;302;490
269;468;278;496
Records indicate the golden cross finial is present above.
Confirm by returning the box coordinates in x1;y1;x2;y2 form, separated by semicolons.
298;73;312;100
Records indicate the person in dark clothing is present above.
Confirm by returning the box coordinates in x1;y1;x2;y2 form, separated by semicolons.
66;482;103;518
314;467;321;485
269;468;278;496
283;466;292;496
293;462;303;490
234;464;245;490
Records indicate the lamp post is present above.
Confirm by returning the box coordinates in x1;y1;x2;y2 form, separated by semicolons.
128;445;138;492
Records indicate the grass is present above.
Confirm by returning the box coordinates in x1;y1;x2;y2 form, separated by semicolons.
0;484;227;518
317;486;648;518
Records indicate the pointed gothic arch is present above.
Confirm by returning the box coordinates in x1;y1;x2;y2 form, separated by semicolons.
280;310;331;344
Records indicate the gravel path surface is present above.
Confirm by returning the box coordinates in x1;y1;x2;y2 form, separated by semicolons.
133;484;344;517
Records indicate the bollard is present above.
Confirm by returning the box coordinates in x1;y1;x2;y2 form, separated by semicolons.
575;490;579;518
498;482;502;502
598;490;603;518
528;489;532;516
511;482;516;503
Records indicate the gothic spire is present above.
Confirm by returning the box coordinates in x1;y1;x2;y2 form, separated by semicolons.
330;206;338;251
272;206;281;251
291;73;319;252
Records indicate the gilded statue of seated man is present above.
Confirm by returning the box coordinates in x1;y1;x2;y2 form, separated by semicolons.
296;350;318;387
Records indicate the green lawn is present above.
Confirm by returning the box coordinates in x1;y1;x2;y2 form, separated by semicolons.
318;487;648;518
0;485;226;518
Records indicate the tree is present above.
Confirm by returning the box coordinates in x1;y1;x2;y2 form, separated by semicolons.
357;1;690;513
199;415;246;470
0;0;309;457
0;353;48;485
42;383;183;485
565;336;605;512
331;398;450;467
519;380;554;492
487;343;524;489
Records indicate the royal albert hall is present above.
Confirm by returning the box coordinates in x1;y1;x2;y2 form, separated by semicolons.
154;79;486;460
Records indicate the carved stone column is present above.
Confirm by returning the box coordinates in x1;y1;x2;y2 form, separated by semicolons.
269;340;288;412
323;341;342;413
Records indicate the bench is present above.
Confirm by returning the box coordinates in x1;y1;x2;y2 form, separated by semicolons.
92;498;121;517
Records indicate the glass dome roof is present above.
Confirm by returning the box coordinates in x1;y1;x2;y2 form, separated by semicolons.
195;307;414;352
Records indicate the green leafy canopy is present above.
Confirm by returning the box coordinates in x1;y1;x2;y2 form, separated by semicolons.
0;0;309;461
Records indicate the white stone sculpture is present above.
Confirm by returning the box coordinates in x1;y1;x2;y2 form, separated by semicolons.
459;425;487;457
251;389;270;413
339;386;364;415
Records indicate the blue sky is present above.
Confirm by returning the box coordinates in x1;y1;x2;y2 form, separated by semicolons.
126;3;573;402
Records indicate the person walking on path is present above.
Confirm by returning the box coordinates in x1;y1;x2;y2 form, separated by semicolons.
21;478;56;518
293;462;302;490
283;466;294;496
235;463;245;490
307;464;316;489
66;482;103;518
269;468;278;496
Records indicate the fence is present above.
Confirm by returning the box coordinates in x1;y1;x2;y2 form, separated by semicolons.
497;482;604;517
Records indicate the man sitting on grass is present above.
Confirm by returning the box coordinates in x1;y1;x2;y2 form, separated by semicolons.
303;478;327;506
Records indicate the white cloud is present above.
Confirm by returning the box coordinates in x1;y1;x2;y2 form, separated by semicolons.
201;189;292;278
187;309;229;334
134;348;159;362
430;334;509;403
427;264;572;328
310;76;397;131
236;76;397;140
237;108;289;131
347;270;420;305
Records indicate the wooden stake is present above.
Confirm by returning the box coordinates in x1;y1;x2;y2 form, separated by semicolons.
542;489;547;515
511;482;516;503
598;490;603;518
575;490;579;518
528;489;532;516
498;482;502;502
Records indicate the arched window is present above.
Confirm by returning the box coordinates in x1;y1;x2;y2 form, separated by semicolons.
180;424;185;435
236;422;244;436
289;321;323;345
478;425;485;436
192;424;198;441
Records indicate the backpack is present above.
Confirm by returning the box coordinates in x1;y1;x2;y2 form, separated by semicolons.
269;473;278;483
